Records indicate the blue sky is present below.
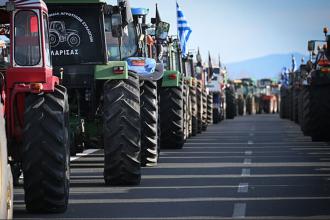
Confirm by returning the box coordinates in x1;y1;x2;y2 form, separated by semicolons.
107;0;330;64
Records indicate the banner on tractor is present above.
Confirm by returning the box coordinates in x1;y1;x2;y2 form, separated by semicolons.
48;4;106;66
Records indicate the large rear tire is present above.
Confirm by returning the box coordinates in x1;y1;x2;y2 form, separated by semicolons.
297;88;303;125
201;90;208;131
292;88;299;123
196;81;203;133
280;87;287;118
160;85;184;149
246;96;252;115
301;86;312;136
190;85;198;136
183;83;189;140
226;88;236;119
140;80;158;167
309;85;330;141
207;93;213;124
22;85;70;213
103;72;141;185
237;97;244;116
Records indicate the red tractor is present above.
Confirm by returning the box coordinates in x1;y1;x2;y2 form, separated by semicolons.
0;0;69;213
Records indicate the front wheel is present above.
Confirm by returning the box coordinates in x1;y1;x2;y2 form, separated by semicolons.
103;72;141;185
140;80;158;167
22;85;70;213
160;85;184;149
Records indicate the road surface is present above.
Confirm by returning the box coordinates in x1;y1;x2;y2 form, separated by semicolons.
14;114;330;219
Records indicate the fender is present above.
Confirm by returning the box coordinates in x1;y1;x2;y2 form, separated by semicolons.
162;70;182;87
94;61;128;80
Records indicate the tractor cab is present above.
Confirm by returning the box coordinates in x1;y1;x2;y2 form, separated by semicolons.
240;78;255;98
1;0;53;83
258;79;273;96
0;0;70;214
161;37;183;87
0;0;57;138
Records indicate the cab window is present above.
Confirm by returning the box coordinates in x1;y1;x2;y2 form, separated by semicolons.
14;10;41;66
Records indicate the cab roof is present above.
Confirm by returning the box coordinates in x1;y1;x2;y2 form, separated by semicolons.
0;0;47;9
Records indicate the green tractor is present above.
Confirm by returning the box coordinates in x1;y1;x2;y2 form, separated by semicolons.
241;78;256;115
233;79;245;116
45;0;166;184
159;37;186;149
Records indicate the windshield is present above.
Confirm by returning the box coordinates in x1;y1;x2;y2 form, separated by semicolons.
104;16;137;61
14;10;41;66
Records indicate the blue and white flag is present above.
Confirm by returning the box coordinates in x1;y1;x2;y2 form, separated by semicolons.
177;2;192;57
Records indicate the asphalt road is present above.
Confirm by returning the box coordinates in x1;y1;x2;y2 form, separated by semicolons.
13;114;330;219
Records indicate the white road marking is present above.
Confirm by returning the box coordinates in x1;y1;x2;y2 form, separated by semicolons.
248;140;254;145
238;183;249;193
245;150;253;155
19;149;99;180
241;168;251;176
244;158;252;164
232;203;246;218
70;149;99;161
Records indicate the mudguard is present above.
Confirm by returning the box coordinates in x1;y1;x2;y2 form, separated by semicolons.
94;61;128;80
162;70;182;87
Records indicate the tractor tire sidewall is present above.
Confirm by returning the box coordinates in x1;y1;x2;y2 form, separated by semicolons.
207;93;213;124
22;85;69;213
159;84;184;149
201;90;208;131
103;72;141;185
301;86;312;135
225;88;236;119
196;82;203;133
190;85;198;136
309;85;330;141
140;80;158;167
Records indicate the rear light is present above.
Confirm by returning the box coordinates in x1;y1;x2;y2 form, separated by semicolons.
30;83;43;93
321;67;330;74
113;66;124;74
168;74;177;80
318;59;330;67
131;60;145;66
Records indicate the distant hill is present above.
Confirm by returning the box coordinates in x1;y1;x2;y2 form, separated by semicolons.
226;53;308;80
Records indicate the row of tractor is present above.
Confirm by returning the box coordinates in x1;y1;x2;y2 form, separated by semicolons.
280;27;330;142
0;0;234;217
226;78;280;118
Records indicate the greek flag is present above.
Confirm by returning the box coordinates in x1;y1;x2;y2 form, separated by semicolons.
177;2;192;57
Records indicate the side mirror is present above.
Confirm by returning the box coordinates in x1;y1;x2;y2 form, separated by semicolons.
111;14;123;38
156;21;170;41
308;40;315;52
